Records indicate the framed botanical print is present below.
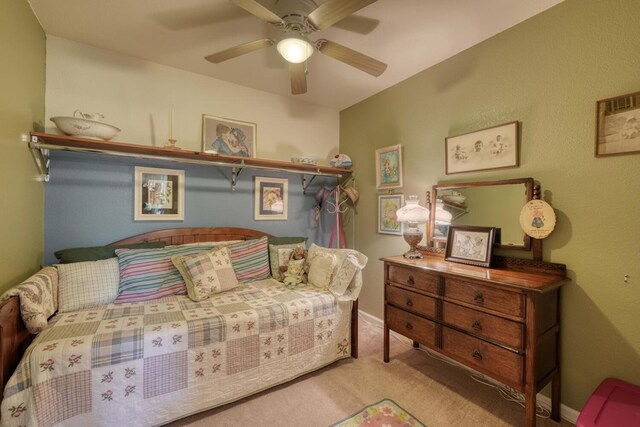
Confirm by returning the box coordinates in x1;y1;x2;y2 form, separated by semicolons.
134;167;185;221
378;194;404;235
375;144;403;190
595;91;640;157
202;114;257;158
254;177;288;220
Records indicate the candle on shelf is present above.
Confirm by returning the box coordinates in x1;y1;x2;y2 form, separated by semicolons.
169;105;174;140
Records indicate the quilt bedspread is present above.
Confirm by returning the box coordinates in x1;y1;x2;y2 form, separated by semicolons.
1;279;353;427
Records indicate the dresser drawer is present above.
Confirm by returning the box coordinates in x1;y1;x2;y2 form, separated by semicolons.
444;277;524;318
442;301;524;351
388;264;440;295
387;285;438;318
386;305;438;348
442;327;523;389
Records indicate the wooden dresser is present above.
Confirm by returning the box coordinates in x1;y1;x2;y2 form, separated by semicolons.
382;255;567;427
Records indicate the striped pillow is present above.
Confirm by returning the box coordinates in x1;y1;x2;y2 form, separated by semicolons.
114;245;214;303
227;237;270;283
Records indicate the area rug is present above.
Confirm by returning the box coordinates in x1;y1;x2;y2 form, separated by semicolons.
331;399;426;427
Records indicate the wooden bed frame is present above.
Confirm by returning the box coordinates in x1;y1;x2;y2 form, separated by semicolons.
0;227;358;393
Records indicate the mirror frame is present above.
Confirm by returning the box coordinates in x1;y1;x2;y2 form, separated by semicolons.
428;177;534;251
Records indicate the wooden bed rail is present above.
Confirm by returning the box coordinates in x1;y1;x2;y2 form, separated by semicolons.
0;297;33;393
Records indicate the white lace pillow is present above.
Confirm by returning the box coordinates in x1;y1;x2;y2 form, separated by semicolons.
307;244;368;299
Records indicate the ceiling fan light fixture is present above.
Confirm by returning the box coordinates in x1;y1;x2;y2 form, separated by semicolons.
277;36;314;63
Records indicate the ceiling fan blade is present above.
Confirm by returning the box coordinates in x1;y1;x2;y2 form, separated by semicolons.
307;0;378;30
231;0;283;24
316;39;387;76
290;62;307;95
332;15;380;35
205;39;274;63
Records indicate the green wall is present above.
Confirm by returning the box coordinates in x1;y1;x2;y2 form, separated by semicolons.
341;0;640;411
0;1;46;291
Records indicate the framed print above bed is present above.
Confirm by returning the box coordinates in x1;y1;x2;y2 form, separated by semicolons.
134;167;185;221
445;121;519;174
202;114;257;158
254;177;288;220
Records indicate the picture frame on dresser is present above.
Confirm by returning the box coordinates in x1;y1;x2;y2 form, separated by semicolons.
445;226;495;267
134;167;185;221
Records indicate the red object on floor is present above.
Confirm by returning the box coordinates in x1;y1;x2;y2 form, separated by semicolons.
577;378;640;427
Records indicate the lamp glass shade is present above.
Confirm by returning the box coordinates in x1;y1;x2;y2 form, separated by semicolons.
396;195;430;223
277;37;314;63
435;200;453;224
396;195;429;259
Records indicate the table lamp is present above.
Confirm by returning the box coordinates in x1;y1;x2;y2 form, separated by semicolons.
396;195;430;259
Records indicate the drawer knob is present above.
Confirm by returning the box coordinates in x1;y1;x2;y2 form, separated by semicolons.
473;292;484;304
406;298;414;307
407;275;415;285
405;322;413;330
472;349;483;361
472;320;482;331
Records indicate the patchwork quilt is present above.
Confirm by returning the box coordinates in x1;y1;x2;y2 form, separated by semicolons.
1;279;352;427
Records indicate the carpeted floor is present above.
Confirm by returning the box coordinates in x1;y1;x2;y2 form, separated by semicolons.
166;314;575;427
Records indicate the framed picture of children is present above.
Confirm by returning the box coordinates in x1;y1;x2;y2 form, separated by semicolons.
202;114;256;158
254;177;288;220
134;167;185;221
375;144;403;190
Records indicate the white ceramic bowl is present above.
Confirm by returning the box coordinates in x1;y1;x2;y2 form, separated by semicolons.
50;116;121;140
442;195;467;205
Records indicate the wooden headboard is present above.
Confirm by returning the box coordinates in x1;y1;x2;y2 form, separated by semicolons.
110;227;273;246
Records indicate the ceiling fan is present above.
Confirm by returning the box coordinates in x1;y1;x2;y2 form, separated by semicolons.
204;0;387;95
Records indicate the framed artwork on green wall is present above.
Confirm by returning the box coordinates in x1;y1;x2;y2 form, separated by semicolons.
445;121;519;174
375;144;403;190
378;194;403;235
595;90;640;157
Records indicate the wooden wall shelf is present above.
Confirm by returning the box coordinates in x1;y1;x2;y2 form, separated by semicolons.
29;132;352;191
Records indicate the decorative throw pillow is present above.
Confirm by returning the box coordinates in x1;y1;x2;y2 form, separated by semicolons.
172;246;239;301
269;243;305;281
307;244;368;300
307;251;338;288
114;245;215;303
226;237;270;283
54;242;166;263
0;267;58;334
57;258;120;312
248;236;307;245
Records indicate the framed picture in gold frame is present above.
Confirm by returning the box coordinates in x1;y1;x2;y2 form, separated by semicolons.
202;114;256;157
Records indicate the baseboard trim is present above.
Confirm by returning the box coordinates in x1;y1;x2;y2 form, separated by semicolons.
358;310;579;424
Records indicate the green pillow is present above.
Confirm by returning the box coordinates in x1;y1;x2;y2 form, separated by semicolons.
248;236;307;245
54;242;166;264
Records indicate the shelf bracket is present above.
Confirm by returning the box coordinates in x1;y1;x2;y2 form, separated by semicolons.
231;167;243;191
28;136;50;182
302;175;316;194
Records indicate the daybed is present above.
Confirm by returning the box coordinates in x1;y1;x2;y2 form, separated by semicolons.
0;227;363;427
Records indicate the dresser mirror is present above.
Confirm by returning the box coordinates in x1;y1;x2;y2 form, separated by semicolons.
428;177;534;251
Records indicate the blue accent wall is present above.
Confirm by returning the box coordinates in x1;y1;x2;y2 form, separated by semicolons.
44;151;338;264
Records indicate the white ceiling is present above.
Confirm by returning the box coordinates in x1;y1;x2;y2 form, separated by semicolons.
28;0;563;110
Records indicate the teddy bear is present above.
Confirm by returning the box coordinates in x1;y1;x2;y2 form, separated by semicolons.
280;246;309;287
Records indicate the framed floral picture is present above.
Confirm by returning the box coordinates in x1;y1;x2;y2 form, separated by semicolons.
375;145;403;190
445;226;496;267
378;194;404;235
445;121;519;174
254;177;288;220
134;167;185;221
202;114;257;158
